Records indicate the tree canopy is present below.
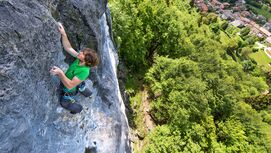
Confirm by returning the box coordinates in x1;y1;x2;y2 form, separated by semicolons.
109;0;271;152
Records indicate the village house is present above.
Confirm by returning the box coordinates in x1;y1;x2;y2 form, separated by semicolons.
221;2;230;9
194;0;271;45
220;10;234;21
233;12;242;20
240;17;251;24
232;6;241;12
260;27;271;37
264;22;271;32
195;0;208;13
257;15;267;23
208;0;220;11
210;0;221;6
265;37;271;44
243;19;271;38
231;20;245;28
241;11;251;18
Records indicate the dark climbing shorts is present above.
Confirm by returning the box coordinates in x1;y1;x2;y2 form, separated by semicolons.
59;83;83;114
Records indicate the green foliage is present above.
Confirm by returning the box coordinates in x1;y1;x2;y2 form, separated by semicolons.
242;59;257;71
109;0;147;70
249;50;271;71
247;4;271;21
241;47;253;57
235;102;271;152
145;55;268;152
110;0;201;71
110;0;271;152
217;118;250;152
145;126;184;153
245;94;271;110
260;106;271;124
225;25;240;37
145;56;208;124
244;35;259;45
202;13;218;25
220;0;236;4
240;27;251;37
220;21;229;30
262;0;271;5
246;0;262;8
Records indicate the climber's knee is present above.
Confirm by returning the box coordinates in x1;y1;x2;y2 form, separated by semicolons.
60;95;83;114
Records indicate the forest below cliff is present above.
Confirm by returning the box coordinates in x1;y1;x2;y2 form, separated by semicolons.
109;0;271;152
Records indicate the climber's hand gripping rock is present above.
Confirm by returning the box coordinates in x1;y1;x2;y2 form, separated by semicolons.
50;66;63;76
58;22;66;36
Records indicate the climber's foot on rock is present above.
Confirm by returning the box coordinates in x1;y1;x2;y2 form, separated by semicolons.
60;99;83;114
79;88;92;98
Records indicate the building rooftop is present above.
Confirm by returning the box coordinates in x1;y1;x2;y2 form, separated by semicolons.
231;20;244;27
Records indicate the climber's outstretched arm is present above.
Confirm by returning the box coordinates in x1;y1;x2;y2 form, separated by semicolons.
58;22;79;58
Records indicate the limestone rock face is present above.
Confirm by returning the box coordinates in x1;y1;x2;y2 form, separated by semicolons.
0;0;130;153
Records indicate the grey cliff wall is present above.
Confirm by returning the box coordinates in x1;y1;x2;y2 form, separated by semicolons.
0;0;130;152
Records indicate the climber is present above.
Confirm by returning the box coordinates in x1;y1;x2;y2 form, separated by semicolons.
50;22;99;114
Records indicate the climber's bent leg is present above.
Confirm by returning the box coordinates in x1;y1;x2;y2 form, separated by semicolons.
60;93;83;114
78;81;92;98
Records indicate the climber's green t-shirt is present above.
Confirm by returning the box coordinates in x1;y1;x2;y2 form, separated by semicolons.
63;59;90;92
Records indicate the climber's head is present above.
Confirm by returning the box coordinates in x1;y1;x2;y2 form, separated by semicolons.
78;48;99;67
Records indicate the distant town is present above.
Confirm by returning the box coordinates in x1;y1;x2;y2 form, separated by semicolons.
195;0;271;45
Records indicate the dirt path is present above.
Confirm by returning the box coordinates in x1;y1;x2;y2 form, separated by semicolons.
142;87;155;131
130;87;155;152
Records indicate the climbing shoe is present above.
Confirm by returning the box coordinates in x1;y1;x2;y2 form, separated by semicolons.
78;81;86;92
79;88;92;98
78;81;92;98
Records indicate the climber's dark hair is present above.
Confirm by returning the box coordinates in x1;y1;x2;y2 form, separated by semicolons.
82;48;99;67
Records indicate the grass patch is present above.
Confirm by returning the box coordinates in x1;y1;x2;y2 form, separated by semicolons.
125;68;148;94
249;50;271;71
125;73;144;127
130;92;145;131
125;75;141;96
